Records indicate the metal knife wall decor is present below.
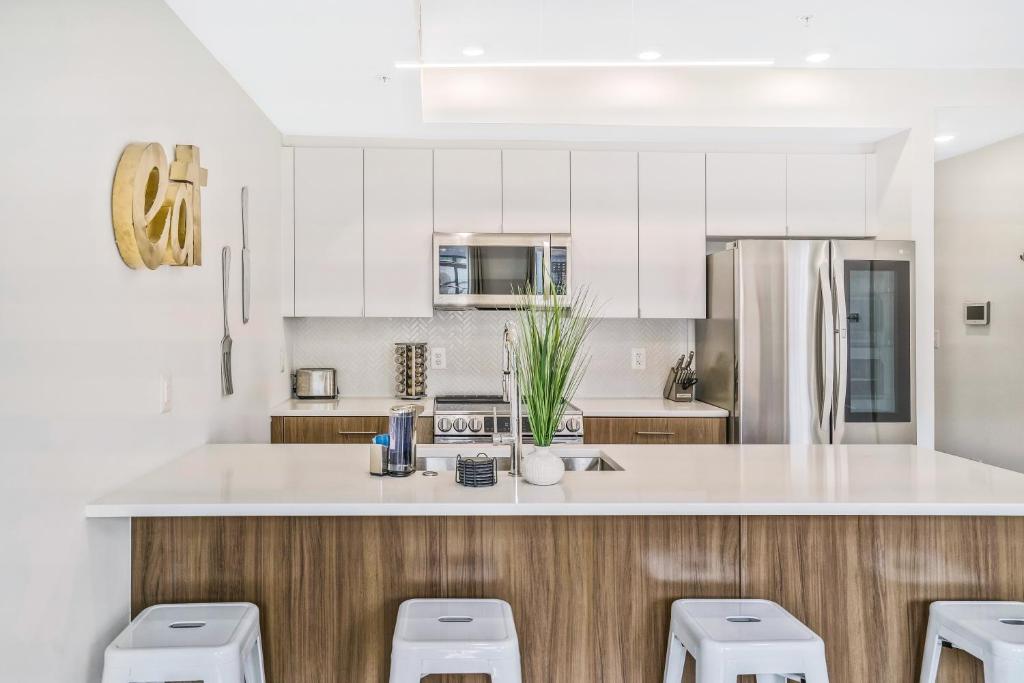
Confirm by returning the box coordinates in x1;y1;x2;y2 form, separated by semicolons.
221;246;234;396
241;186;251;323
111;143;207;269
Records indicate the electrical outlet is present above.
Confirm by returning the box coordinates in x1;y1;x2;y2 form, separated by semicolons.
159;375;172;414
431;347;447;370
630;348;646;370
279;346;287;373
934;329;941;350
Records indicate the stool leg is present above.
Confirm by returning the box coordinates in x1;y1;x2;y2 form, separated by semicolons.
918;625;943;683
388;656;423;683
983;656;1022;683
243;635;267;683
490;658;523;682
694;651;726;683
801;658;830;683
663;632;687;683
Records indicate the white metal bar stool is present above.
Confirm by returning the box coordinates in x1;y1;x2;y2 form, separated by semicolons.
101;602;265;683
920;601;1024;683
663;599;829;683
390;598;522;682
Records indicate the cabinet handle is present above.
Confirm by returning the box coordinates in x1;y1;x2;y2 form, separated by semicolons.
337;431;378;436
635;431;676;436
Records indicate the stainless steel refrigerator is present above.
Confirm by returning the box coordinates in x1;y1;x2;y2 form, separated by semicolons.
695;239;916;444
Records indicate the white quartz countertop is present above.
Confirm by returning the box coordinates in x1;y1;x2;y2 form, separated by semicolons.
270;397;725;418
271;397;434;417
86;443;1024;518
574;398;728;418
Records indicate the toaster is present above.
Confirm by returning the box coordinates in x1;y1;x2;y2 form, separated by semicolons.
292;368;338;399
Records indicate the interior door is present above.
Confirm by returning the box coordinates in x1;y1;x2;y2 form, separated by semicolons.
830;240;916;444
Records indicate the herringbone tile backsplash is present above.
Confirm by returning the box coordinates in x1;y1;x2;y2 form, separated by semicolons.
287;311;693;398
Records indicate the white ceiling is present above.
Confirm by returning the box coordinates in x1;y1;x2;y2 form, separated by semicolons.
419;0;1024;67
165;0;1024;149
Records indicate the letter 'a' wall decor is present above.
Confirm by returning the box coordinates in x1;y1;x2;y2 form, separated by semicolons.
111;143;208;269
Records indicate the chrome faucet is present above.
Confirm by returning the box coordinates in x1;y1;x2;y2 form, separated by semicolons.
493;321;524;476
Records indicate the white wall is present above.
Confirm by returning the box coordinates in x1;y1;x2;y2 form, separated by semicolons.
935;135;1024;471
0;1;286;680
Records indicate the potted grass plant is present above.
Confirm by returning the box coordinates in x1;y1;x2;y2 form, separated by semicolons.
512;279;597;485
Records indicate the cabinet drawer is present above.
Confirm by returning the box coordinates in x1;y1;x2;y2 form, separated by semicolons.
583;417;726;445
271;416;434;445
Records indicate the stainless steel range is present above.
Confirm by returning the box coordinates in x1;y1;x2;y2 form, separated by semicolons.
433;395;584;444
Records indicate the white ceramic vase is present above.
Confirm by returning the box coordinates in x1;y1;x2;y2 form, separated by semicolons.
521;445;565;486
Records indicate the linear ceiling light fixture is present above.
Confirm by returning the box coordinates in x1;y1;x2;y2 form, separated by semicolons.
394;58;775;69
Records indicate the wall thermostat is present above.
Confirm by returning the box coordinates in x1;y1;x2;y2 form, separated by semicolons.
964;301;991;326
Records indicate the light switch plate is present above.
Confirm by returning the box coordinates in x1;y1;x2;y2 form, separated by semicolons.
630;348;646;370
159;375;172;414
431;347;447;370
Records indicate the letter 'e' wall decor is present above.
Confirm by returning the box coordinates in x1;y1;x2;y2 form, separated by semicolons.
111;143;208;269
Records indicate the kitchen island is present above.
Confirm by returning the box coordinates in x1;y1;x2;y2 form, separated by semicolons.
89;444;1024;682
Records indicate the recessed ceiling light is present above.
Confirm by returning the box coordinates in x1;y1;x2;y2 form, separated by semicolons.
934;134;956;144
805;52;831;64
461;45;485;57
636;50;662;61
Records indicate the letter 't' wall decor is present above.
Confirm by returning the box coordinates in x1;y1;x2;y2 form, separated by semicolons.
111;143;208;269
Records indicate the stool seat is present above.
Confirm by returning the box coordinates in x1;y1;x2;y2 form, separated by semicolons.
101;602;265;683
390;598;521;682
921;601;1024;683
664;599;829;683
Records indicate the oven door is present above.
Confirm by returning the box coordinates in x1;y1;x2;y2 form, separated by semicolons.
433;233;570;309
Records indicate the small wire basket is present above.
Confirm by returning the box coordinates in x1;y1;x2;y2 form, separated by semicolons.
456;454;498;487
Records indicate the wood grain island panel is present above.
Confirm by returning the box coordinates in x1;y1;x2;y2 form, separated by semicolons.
132;516;1024;682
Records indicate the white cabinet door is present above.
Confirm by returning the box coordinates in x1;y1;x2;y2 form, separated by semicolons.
787;154;867;237
571;151;639;318
502;149;570;233
293;147;363;317
364;149;433;318
280;147;295;317
433;149;501;233
639;152;706;319
706;153;787;237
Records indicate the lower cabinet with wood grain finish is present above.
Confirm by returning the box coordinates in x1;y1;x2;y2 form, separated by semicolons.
584;416;726;444
133;515;1017;683
271;416;434;444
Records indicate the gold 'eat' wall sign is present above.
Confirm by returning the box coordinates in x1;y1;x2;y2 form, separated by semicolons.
112;143;208;269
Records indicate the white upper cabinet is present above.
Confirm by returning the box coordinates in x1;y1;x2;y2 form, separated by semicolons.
571;151;639;318
706;153;787;237
433;149;502;233
363;149;433;318
280;147;295;316
293;147;363;317
638;152;707;319
787;154;868;237
501;150;570;233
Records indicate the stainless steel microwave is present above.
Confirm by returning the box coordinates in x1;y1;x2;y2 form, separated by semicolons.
432;233;571;309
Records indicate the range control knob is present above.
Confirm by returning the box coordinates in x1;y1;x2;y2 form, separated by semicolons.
437;417;452;432
453;417;468;432
565;417;582;432
556;419;566;433
468;417;484;433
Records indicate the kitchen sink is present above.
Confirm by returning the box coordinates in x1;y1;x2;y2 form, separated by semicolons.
414;445;624;472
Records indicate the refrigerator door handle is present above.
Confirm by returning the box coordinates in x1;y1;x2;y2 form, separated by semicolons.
817;264;835;438
832;258;848;444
